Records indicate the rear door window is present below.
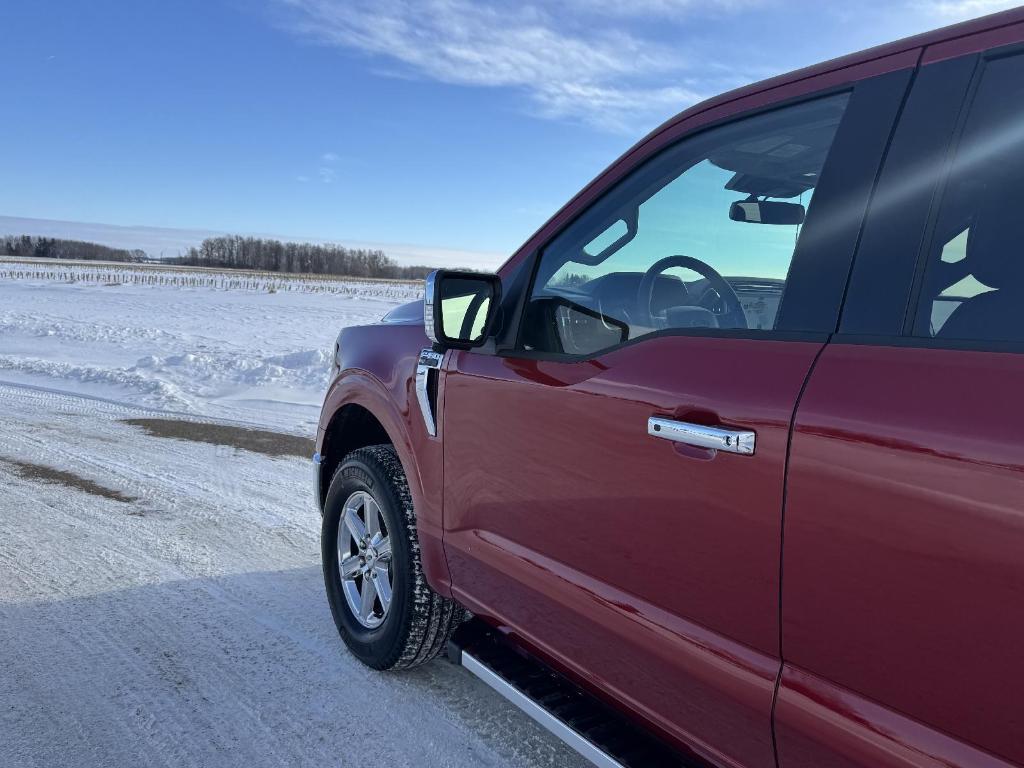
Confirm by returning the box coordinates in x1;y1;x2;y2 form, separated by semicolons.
911;53;1024;345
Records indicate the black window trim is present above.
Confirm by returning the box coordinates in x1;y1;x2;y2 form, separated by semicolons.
501;68;916;360
504;329;832;364
832;333;1024;356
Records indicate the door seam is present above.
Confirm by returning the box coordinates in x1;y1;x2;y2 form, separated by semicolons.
770;333;832;768
770;49;925;768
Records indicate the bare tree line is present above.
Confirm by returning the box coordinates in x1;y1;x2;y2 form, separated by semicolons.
171;236;432;279
2;233;434;280
1;235;145;263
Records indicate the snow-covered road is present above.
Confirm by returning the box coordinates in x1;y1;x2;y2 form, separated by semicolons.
0;383;585;768
0;269;586;768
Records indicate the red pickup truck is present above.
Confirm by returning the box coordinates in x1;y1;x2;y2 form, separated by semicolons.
314;9;1024;768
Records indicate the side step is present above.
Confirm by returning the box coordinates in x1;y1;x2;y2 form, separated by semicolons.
448;620;698;768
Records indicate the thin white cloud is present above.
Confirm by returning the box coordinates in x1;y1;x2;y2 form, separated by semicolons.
912;0;1020;19
298;152;340;184
276;0;748;131
566;0;759;16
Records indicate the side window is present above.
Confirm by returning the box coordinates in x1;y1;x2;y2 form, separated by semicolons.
913;54;1024;344
520;94;850;356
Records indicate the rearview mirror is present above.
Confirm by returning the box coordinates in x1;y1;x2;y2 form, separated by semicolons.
729;199;805;225
424;269;501;349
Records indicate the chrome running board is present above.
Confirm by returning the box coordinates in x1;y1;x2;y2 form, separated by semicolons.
461;651;626;768
449;621;694;768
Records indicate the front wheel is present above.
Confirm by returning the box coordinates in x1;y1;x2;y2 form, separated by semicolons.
322;445;463;670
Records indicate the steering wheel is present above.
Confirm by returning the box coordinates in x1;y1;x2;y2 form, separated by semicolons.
635;255;747;330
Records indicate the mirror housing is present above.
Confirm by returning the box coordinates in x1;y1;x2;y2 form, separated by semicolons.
423;269;502;350
729;199;805;225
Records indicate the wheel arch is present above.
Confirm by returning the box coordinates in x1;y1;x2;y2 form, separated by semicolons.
319;402;392;508
317;368;453;598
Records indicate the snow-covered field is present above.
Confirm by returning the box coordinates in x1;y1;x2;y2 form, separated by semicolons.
0;260;423;432
0;265;585;768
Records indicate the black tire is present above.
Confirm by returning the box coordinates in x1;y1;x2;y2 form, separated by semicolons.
322;444;464;670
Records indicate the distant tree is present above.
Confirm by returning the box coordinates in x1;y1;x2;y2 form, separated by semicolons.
170;235;433;279
552;271;590;288
0;232;434;279
0;235;145;263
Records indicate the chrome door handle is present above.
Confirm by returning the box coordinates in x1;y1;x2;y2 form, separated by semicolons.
648;417;756;455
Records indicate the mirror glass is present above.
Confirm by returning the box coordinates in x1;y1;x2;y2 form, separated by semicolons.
439;276;494;343
728;199;805;225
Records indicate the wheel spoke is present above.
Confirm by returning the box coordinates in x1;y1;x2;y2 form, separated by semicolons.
374;566;392;611
338;490;394;628
365;497;381;537
359;576;378;621
339;554;361;580
374;536;392;562
344;509;368;542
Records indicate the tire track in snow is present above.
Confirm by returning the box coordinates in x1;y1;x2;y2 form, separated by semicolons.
0;382;587;768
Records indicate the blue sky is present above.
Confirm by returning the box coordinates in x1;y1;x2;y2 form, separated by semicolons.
1;0;1016;262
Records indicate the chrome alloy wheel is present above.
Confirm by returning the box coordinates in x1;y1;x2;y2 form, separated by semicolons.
337;490;393;629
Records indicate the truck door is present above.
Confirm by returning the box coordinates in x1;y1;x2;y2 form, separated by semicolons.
778;42;1024;768
440;66;914;767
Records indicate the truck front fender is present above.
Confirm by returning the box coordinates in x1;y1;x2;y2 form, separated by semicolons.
316;323;451;598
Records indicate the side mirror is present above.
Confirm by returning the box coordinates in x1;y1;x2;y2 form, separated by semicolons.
424;269;502;349
729;199;805;225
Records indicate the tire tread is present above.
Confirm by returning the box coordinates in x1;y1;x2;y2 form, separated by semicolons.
332;445;464;670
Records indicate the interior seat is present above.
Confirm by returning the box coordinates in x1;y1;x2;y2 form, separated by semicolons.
937;192;1024;343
